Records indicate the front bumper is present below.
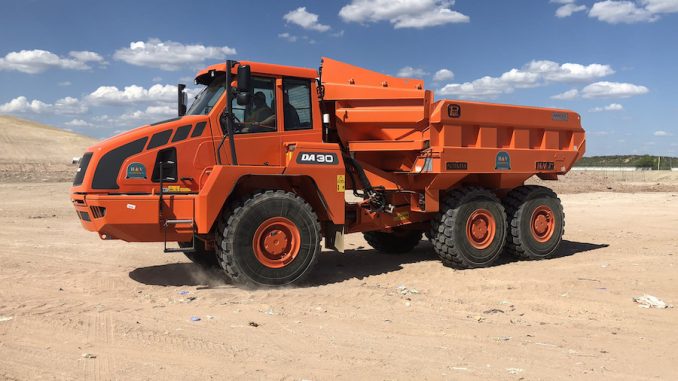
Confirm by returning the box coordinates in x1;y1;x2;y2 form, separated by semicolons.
71;193;196;242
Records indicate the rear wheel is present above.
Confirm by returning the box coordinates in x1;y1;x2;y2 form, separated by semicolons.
504;186;564;259
215;190;321;287
430;187;507;268
364;230;423;254
179;240;219;268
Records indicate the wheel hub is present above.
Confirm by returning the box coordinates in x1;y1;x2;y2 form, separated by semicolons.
252;217;301;268
466;209;496;250
263;230;289;256
530;205;555;243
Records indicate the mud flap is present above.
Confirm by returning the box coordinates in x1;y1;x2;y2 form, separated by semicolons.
324;223;345;253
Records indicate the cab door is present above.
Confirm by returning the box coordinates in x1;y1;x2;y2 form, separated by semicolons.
233;75;282;166
214;75;283;166
278;77;323;161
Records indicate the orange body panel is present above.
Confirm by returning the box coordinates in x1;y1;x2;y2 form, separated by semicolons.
72;193;195;242
70;57;585;244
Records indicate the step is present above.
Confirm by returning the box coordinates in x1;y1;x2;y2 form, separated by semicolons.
163;247;194;253
165;219;193;226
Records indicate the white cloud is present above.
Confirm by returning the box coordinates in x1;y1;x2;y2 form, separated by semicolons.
551;0;588;17
58;81;72;86
86;84;176;106
54;96;88;114
581;81;649;98
396;66;428;78
0;96;50;113
524;60;614;82
654;130;672;136
120;105;176;121
278;32;298;42
65;119;92;127
589;1;656;23
433;69;454;82
0;96;87;115
643;0;678;13
339;0;470;29
588;0;678;24
284;7;331;32
551;89;580;100
1;81;185;122
0;49;104;74
64;104;179;130
113;39;236;71
438;60;613;99
439;76;511;98
68;51;105;64
590;103;624;112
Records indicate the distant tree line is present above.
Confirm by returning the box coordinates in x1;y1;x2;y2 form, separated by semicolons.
575;155;677;170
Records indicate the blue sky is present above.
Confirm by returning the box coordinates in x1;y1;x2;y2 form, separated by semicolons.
0;0;676;156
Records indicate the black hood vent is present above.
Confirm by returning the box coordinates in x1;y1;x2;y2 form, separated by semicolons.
73;152;93;186
92;137;148;189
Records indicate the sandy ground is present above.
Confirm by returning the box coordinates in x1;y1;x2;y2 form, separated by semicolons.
0;182;677;381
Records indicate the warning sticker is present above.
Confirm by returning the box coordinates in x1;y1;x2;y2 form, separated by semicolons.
394;212;410;222
337;175;345;192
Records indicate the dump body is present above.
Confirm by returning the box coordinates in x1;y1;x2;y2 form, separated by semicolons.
320;58;584;214
71;58;585;246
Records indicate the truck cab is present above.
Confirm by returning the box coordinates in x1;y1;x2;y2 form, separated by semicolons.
71;61;344;243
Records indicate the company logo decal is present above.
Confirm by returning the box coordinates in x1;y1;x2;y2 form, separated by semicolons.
126;162;147;179
447;104;461;118
495;152;511;170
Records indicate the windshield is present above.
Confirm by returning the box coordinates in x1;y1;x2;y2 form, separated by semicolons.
186;74;226;115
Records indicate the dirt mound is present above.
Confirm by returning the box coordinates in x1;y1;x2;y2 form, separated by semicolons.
0;115;97;182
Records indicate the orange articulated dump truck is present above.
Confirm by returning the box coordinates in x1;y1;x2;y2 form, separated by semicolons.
71;58;586;287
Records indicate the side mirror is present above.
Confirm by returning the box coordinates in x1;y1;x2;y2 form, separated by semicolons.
236;92;251;106
177;83;187;116
236;65;251;93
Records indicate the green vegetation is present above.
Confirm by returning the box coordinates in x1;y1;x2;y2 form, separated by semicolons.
575;155;678;170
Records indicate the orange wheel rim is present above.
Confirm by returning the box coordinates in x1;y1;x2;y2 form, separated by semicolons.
466;209;496;250
530;205;555;243
252;217;301;269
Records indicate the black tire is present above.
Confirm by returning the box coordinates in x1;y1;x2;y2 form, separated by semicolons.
430;187;507;268
215;190;321;287
179;240;219;268
424;230;433;241
504;186;564;260
363;230;423;254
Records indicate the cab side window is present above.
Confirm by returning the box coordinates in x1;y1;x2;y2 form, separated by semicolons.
232;76;276;134
282;78;312;131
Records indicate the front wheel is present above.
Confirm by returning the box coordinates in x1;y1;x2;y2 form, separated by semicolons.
215;190;321;287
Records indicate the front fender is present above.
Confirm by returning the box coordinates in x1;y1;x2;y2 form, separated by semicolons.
195;165;284;234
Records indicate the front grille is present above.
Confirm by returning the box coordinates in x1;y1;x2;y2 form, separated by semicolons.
90;206;106;219
73;152;93;186
77;211;91;222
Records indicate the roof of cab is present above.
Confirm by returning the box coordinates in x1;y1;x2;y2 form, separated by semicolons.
195;60;317;80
